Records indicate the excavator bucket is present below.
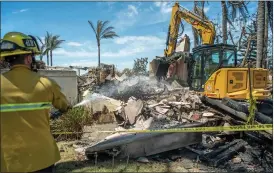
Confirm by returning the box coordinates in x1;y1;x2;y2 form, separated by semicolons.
149;59;170;79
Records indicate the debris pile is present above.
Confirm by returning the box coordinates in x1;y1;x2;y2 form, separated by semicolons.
113;87;211;128
76;63;119;98
185;133;273;172
72;74;273;172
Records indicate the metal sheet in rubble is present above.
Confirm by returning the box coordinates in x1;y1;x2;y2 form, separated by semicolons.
85;123;203;159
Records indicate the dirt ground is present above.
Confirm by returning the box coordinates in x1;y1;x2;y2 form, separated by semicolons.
55;123;227;173
55;142;227;172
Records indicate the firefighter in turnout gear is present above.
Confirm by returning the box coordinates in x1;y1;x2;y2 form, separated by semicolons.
0;32;71;172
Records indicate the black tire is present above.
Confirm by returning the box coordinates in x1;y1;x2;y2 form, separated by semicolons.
222;97;249;114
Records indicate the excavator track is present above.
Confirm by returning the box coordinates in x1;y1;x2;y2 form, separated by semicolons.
201;96;272;140
202;96;273;123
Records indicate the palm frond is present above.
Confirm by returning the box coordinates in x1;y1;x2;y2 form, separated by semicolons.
243;3;249;16
231;6;237;21
100;20;110;35
227;17;235;29
194;4;208;20
45;32;53;48
101;31;119;39
54;40;65;47
36;36;44;45
51;37;65;50
227;1;249;22
195;1;208;8
43;48;51;56
88;20;98;40
100;26;117;38
89;20;119;41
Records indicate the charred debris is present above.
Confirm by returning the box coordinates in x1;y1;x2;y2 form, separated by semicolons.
73;70;272;172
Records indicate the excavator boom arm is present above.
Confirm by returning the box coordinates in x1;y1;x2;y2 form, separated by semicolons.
164;2;216;57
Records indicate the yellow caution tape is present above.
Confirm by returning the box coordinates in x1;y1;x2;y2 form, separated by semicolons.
247;96;257;125
52;124;273;135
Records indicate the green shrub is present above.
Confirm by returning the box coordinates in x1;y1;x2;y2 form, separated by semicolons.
50;106;93;141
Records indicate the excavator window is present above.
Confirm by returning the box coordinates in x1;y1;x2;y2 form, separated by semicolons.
192;51;202;90
204;50;220;80
190;44;237;91
222;49;235;67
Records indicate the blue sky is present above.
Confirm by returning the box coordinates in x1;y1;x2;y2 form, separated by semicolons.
1;1;258;71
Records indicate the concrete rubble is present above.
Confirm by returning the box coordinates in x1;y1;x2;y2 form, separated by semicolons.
112;87;209;128
72;75;272;172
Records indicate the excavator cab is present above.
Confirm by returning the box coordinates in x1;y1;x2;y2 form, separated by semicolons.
190;44;271;100
190;44;237;91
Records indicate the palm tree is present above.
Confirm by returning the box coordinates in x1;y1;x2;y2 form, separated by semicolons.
36;37;46;61
221;1;228;44
49;35;65;66
265;2;273;68
264;2;268;68
267;1;273;33
36;32;51;66
226;1;249;22
44;32;52;66
37;32;64;66
88;20;118;67
256;1;265;68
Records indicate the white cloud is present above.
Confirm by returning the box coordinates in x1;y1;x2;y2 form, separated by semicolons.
154;2;162;7
61;60;97;67
139;2;174;26
103;47;145;57
52;32;198;70
154;2;173;14
113;5;139;30
127;5;138;17
40;36;45;41
204;7;210;13
12;9;29;14
54;45;145;58
53;48;97;57
67;42;83;47
53;35;166;59
114;36;162;45
117;61;135;70
107;2;116;11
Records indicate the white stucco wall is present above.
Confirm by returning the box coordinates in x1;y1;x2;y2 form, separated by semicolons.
1;69;78;104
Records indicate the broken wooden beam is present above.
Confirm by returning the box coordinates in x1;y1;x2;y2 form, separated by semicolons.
210;139;247;167
201;139;247;167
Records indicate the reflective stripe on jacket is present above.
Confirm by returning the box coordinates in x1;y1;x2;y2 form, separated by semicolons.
0;102;52;112
1;65;70;172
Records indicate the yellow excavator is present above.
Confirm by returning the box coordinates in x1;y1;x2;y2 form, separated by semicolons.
150;2;272;126
152;2;271;101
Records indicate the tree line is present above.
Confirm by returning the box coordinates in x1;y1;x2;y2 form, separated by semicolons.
38;20;118;67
